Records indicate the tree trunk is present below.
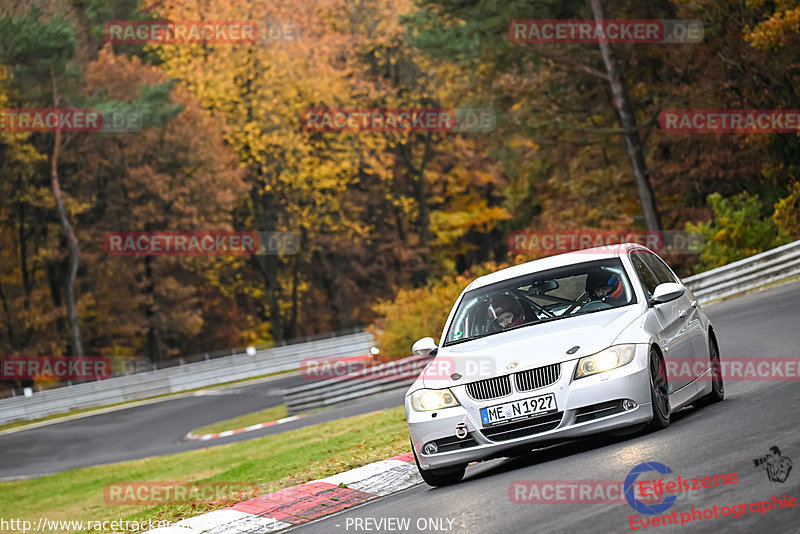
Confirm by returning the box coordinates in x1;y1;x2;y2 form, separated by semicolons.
0;278;15;349
403;134;433;284
590;0;662;232
143;254;164;363
49;67;84;356
249;186;284;343
286;226;306;340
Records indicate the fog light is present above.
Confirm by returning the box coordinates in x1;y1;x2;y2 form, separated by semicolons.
622;399;637;411
423;442;438;455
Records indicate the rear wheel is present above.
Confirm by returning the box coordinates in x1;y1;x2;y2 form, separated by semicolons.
645;348;670;431
412;447;466;487
694;337;724;407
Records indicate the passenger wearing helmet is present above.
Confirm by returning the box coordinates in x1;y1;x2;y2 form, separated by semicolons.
488;293;526;331
585;269;624;303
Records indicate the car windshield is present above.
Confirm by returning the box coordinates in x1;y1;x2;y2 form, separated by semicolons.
443;258;636;346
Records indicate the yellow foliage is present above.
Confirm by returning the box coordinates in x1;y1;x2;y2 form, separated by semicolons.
745;3;800;49
368;261;511;359
773;181;800;237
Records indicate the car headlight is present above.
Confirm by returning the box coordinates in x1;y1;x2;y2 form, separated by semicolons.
574;345;636;379
409;388;460;411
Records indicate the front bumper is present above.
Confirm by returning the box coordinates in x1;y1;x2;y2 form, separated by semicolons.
406;344;653;471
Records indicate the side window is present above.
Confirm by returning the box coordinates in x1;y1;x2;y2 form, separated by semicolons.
629;253;659;297
641;252;678;285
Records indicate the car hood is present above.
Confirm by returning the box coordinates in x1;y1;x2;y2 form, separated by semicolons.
421;306;643;389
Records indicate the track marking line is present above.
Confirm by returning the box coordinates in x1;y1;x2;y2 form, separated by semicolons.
184;414;306;442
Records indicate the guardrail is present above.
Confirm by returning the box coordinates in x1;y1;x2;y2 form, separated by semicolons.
0;332;374;423
5;241;798;424
284;355;432;415
683;239;800;303
283;239;800;414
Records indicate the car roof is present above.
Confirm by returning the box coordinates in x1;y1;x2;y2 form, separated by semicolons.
465;242;649;291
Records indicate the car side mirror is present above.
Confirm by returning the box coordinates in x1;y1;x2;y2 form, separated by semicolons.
412;337;438;357
649;282;685;307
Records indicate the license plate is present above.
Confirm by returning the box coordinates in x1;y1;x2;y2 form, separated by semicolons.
480;393;557;427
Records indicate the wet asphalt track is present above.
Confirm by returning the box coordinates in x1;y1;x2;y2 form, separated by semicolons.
2;281;799;534
0;374;405;479
289;280;800;534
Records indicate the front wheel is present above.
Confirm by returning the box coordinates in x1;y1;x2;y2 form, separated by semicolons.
694;337;724;407
412;447;466;487
645;348;670;431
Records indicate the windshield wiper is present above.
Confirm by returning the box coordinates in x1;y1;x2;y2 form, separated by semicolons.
443;331;493;347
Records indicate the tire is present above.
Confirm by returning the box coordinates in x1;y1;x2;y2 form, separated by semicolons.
645;348;670;431
694;337;724;407
412;447;466;487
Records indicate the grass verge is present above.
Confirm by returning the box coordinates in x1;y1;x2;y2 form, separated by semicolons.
0;405;410;533
189;405;289;436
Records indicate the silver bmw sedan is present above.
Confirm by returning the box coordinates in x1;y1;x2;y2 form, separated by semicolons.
405;243;724;486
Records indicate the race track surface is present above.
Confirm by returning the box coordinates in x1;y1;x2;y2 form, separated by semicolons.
0;374;405;479
289;280;800;534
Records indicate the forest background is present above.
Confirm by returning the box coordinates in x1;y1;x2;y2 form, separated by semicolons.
1;0;799;370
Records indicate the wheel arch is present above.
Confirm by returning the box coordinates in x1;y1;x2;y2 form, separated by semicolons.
707;325;719;353
649;341;665;361
647;342;670;387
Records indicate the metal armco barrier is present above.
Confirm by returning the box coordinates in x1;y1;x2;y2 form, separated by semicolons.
3;240;799;424
0;332;374;423
284;355;433;415
283;239;800;414
683;239;800;303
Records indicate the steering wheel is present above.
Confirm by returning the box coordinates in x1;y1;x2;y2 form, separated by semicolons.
531;300;556;319
512;289;555;319
487;317;503;334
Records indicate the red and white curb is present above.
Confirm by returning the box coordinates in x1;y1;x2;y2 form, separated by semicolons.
184;415;305;441
144;452;421;533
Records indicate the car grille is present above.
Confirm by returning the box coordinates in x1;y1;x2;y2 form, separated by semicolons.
574;400;624;424
514;363;561;392
480;412;563;442
466;375;511;400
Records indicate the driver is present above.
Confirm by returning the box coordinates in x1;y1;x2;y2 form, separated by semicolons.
488;294;525;329
585;269;624;303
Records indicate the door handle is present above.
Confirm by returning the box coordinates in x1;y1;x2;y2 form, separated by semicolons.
691;300;698;308
679;309;687;318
